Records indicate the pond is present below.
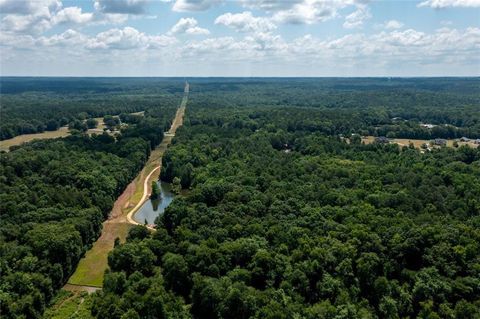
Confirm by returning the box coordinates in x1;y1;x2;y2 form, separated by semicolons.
133;181;175;225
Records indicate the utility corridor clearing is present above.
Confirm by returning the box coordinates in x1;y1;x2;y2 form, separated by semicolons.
65;83;189;290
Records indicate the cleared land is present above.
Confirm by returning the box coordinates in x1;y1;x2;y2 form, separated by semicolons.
1;116;120;152
361;136;479;149
43;290;94;319
65;83;188;289
0;127;70;151
85;117;107;135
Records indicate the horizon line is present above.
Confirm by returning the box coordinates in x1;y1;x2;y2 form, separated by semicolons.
1;75;480;79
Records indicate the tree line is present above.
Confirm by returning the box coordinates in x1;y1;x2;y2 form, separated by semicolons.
0;78;184;140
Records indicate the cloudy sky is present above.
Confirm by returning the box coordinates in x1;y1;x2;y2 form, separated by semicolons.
1;0;479;76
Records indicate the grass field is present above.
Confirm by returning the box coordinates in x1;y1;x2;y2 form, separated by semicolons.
86;117;107;135
0;117;120;152
43;290;94;319
0;127;70;151
67;222;132;287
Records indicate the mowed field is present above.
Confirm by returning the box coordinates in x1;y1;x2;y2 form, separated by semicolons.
0;118;109;152
0;127;70;151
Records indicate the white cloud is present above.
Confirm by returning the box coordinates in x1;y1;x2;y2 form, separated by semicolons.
0;0;62;34
169;18;210;35
240;0;304;11
271;0;355;25
418;0;480;8
384;20;404;30
97;13;130;25
0;32;36;49
215;12;276;32
86;27;176;50
0;0;61;15
172;0;221;12
183;37;235;53
343;6;371;29
94;0;149;14
1;13;52;34
52;7;94;25
176;26;480;71
36;29;87;46
376;29;427;46
244;32;287;51
0;0;131;35
86;27;144;50
181;32;288;61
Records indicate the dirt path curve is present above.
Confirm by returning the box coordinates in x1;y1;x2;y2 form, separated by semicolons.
64;82;188;292
126;166;161;229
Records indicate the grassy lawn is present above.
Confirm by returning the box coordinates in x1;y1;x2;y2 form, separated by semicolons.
43;290;94;319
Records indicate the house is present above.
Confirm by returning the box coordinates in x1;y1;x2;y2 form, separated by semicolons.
460;137;470;142
434;138;447;146
375;136;390;144
420;123;436;129
474;139;480;145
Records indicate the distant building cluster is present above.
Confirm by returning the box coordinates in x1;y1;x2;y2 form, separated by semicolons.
459;137;480;144
434;138;447;146
375;136;390;144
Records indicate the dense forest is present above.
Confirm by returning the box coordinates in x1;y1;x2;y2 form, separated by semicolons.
2;78;480;141
0;78;184;140
1;78;479;318
184;77;480;140
0;85;177;318
93;79;479;318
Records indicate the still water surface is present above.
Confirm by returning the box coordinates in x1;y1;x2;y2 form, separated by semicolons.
134;181;175;225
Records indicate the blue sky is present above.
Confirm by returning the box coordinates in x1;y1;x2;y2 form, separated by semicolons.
1;0;479;76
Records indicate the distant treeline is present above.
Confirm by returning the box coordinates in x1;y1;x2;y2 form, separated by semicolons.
2;78;479;141
0;78;185;140
186;77;480;139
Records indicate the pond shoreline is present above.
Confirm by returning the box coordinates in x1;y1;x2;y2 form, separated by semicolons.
133;181;175;226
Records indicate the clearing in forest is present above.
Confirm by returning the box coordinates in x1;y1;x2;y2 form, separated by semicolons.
0;116;126;152
361;136;479;149
0;127;70;151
